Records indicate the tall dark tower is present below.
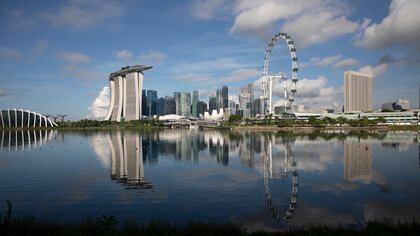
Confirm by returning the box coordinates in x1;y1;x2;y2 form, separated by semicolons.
222;86;228;109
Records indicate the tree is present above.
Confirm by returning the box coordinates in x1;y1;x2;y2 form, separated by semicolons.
228;114;241;123
377;116;386;124
336;116;348;125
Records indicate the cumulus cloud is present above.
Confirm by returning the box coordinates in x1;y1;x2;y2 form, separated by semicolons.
359;63;388;77
112;49;133;60
0;47;21;60
88;86;110;119
230;0;359;48
357;0;420;49
58;51;91;64
189;0;230;20
41;0;125;30
303;55;359;69
221;68;259;83
139;50;167;64
333;58;359;68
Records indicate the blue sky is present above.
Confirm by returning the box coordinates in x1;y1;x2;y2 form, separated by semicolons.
0;0;419;120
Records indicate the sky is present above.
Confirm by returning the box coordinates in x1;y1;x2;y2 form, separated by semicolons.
0;0;419;120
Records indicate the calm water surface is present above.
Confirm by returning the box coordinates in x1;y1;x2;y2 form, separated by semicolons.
0;129;419;230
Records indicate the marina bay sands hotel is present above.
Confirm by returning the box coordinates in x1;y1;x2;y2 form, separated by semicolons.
104;65;152;122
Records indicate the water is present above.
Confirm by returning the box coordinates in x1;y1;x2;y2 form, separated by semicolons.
0;129;419;230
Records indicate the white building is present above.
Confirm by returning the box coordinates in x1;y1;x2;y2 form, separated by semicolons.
344;71;373;112
104;65;152;122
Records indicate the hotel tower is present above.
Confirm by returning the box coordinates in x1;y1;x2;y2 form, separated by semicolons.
344;71;373;112
104;65;152;122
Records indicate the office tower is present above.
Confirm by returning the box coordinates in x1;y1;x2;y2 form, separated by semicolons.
174;92;181;115
228;100;237;116
141;89;148;116
344;71;373;112
192;90;199;117
156;97;165;115
147;90;158;116
216;89;222;110
221;86;228;108
248;83;254;116
209;95;217;112
105;65;152;122
253;98;261;116
381;101;394;111
197;101;207;116
180;92;191;116
163;96;176;115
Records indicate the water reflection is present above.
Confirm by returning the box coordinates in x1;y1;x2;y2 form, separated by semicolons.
1;129;418;228
0;129;56;151
109;131;152;189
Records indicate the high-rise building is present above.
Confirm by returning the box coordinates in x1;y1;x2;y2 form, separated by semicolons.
141;89;148;116
180;92;191;117
156;97;164;115
216;89;222;110
192;90;199;117
221;86;228;109
174;92;181;115
381;101;394;111
147;90;158;116
163;96;176;115
197;101;207;116
253;98;261;116
105;65;152;122
344;71;373;112
209;95;217;113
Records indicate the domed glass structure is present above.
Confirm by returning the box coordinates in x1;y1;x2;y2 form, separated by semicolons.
0;109;57;128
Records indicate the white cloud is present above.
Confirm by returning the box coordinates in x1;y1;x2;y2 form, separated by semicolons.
88;86;110;119
230;0;359;48
63;65;105;80
112;49;133;60
357;0;420;49
138;50;167;64
189;0;230;20
221;68;259;83
58;51;91;64
333;58;359;68
0;47;21;60
41;0;124;30
359;63;388;77
310;55;342;67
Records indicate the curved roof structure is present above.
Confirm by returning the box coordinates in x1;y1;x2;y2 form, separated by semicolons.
0;109;57;128
109;65;152;80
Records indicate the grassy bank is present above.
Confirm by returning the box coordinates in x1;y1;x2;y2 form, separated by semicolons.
1;216;418;236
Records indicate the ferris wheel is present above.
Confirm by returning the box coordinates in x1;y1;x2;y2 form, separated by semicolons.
261;32;298;114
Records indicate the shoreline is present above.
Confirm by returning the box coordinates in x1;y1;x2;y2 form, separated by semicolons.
0;125;418;132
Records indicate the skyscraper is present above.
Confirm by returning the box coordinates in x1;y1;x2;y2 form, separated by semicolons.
197;101;207;116
192;90;199;117
163;96;176;115
156;97;165;115
216;89;222;110
174;92;181;115
209;95;217;113
141;89;148;116
147;90;158;116
180;92;191;117
105;65;152;122
221;86;228;108
344;71;373;112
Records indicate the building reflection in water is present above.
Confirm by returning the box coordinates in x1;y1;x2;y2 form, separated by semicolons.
0;129;56;151
109;131;152;189
344;139;373;182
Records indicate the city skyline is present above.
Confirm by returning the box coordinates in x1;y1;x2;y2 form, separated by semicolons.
0;0;419;120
